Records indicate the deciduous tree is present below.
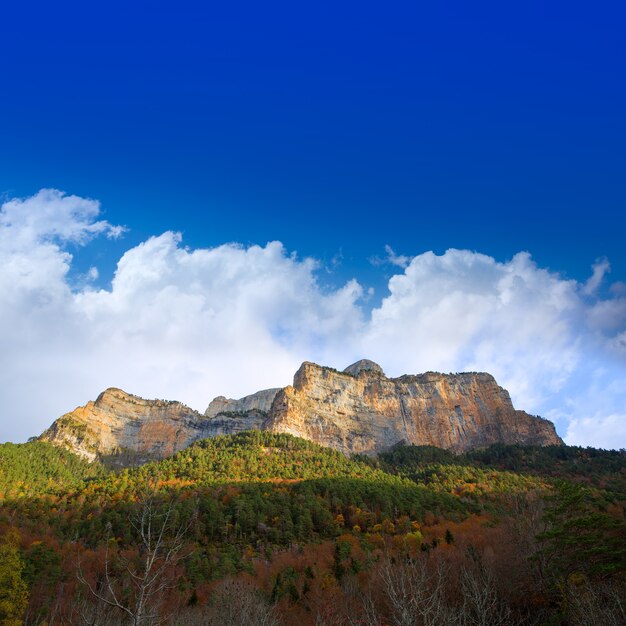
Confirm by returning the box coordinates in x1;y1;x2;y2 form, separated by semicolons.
0;529;29;626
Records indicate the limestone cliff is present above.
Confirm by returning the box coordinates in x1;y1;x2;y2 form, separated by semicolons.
40;360;562;463
266;361;562;455
205;388;280;418
40;388;264;463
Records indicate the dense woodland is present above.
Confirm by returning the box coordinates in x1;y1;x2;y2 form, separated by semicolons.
0;432;624;625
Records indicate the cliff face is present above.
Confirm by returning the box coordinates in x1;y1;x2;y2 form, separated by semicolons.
40;360;562;463
266;361;562;455
205;388;280;418
40;388;264;463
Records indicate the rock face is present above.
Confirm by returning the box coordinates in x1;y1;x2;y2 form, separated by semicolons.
266;362;562;455
205;388;280;418
40;388;264;463
343;359;385;377
40;360;562;463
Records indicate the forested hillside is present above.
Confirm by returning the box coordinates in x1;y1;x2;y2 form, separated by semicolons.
0;441;105;498
0;434;624;625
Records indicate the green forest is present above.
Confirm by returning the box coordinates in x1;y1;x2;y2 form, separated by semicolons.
0;433;624;625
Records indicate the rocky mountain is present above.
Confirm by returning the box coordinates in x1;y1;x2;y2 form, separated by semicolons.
267;360;562;455
39;388;265;464
39;359;562;462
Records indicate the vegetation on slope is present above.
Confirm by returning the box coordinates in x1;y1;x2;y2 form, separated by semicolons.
0;433;624;625
0;440;105;499
130;430;412;484
377;445;548;500
464;442;626;494
378;442;626;499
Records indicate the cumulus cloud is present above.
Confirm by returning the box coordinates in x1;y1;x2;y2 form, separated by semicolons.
363;250;583;404
0;190;365;442
0;188;123;246
0;189;625;448
359;250;626;447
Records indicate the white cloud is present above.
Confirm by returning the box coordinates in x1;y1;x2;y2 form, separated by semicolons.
0;189;625;449
363;250;583;406
0;188;121;246
384;244;411;268
582;258;610;295
0;191;365;442
370;244;412;268
565;413;626;449
360;250;626;446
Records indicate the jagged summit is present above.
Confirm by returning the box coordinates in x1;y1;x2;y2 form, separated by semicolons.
39;359;563;464
343;359;385;377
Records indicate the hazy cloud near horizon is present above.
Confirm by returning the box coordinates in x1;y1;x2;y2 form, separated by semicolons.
1;190;625;448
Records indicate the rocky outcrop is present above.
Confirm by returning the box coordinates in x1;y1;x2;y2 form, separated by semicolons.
343;359;385;377
40;360;562;463
40;388;264;463
205;388;280;418
266;362;562;455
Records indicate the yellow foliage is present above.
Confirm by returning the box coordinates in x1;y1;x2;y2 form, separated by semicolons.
567;571;586;586
0;529;29;626
320;571;337;590
381;519;396;534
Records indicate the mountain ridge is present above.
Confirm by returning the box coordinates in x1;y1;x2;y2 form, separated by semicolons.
39;359;562;463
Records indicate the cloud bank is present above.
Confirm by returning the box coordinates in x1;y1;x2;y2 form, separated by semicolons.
1;190;625;448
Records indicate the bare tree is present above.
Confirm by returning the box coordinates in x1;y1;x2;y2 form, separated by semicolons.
564;578;626;626
354;551;527;626
377;555;456;626
312;575;381;626
458;565;512;626
77;483;195;626
65;594;126;626
455;548;529;626
201;578;281;626
342;576;382;626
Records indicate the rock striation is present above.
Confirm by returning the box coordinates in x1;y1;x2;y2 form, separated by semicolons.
266;362;562;455
40;388;265;463
40;360;562;463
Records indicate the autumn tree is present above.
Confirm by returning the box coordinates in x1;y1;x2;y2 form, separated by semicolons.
0;529;29;626
458;548;515;626
78;482;195;626
563;577;626;626
201;579;280;626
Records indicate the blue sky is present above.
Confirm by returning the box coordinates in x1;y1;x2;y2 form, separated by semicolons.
0;1;625;446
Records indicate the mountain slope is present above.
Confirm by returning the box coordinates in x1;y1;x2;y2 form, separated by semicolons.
0;440;104;498
3;435;624;626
